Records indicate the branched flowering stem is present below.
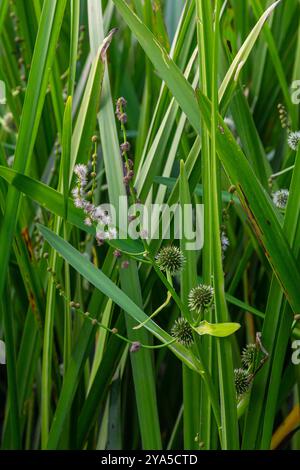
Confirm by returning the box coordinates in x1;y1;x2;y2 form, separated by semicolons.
113;248;149;258
120;253;152;264
133;270;173;330
118;100;136;201
44;256;176;351
115;99;190;321
79;308;176;350
71;157;186;315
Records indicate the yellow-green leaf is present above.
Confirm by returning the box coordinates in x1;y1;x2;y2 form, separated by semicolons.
193;321;241;338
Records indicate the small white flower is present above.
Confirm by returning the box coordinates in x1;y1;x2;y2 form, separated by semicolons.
287;131;300;151
74;164;88;182
221;232;230;254
272;189;289;210
71;165;118;247
74;198;85;209
72;186;84;199
93;206;105;221
84;217;92;226
108;227;118;240
72;187;79;198
96;230;106;245
101;214;111;226
83;201;95;215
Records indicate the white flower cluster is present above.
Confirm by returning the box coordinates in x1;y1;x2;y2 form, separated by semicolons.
72;164;118;245
272;189;289;210
287;131;300;151
221;231;230;259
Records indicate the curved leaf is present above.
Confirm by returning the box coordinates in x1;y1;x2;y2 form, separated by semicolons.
193;321;241;338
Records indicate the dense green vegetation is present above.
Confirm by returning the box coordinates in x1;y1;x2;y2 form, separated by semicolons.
0;0;300;450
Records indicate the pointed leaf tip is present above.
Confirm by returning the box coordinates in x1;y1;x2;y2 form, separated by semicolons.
100;28;118;62
193;320;241;338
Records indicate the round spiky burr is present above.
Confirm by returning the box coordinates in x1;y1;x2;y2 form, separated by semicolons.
171;318;194;348
188;284;214;314
234;368;251;397
272;189;289;210
156;246;185;276
241;344;257;368
287;131;300;151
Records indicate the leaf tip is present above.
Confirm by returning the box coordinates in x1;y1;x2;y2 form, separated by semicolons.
100;28;118;62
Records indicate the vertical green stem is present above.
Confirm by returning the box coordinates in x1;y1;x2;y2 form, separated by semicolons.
210;0;239;449
196;0;214;449
63;223;71;373
41;236;60;448
119;262;162;450
67;0;79;97
2;284;21;449
41;94;72;448
180;160;201;449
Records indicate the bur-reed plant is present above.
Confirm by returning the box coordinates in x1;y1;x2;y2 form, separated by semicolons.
0;0;299;451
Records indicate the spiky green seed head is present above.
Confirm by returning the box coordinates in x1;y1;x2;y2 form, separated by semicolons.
234;368;250;397
272;189;289;210
188;284;214;314
241;344;257;368
287;131;300;151
156;246;185;275
171;318;194;348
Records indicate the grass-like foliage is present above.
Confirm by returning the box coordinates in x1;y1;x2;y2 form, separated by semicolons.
0;0;300;451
